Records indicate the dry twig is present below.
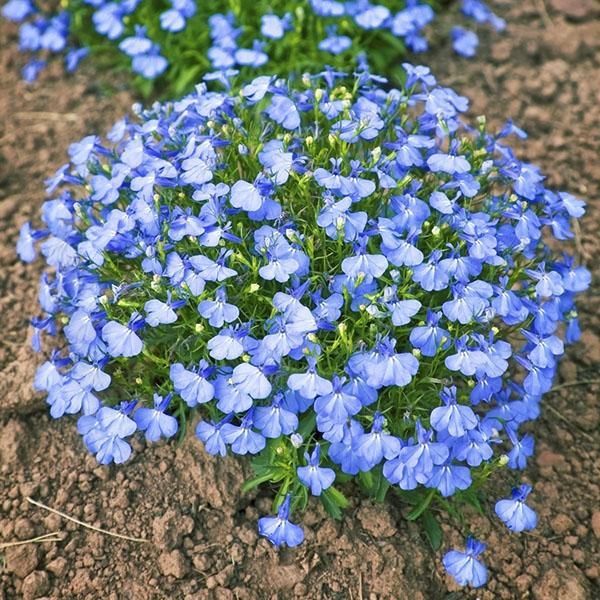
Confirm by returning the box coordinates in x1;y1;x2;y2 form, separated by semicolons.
26;497;148;543
0;531;64;550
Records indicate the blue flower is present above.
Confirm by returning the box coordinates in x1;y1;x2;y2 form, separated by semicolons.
258;237;299;283
22;59;46;82
412;250;450;291
445;335;487;377
230;179;264;212
355;5;390;29
254;393;298;438
314;375;362;423
297;444;336;495
79;401;137;465
427;460;472;497
521;329;564;368
131;48;168;79
317;196;367;242
258;495;304;547
354;413;401;471
170;360;215;407
288;359;332;400
198;287;239;327
214;370;253;413
506;428;535;470
119;25;153;56
17;222;40;262
362;337;419;389
2;0;34;21
221;409;266;455
427;152;471;175
342;244;388;280
160;0;196;33
451;27;479;58
319;29;352;55
495;484;537;532
265;95;300;130
235;40;268;68
144;293;184;327
443;537;488;588
231;363;272;399
134;393;178;442
207;326;247;360
410;310;450;357
329;420;364;475
430;386;478;438
68;134;99;166
92;4;125;39
261;14;290;39
195;415;229;456
397;421;449;481
102;314;144;358
69;360;111;392
258;140;296;185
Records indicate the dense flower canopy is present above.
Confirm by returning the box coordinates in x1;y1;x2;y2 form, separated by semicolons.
3;0;505;91
19;64;589;578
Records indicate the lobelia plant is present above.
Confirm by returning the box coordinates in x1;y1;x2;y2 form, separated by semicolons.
18;64;589;587
2;0;505;93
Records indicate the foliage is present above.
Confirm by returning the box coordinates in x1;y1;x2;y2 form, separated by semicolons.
3;0;505;95
19;65;590;585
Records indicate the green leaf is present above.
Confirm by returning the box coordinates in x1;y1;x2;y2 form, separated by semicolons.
359;468;390;502
297;412;316;440
325;486;350;509
358;470;374;493
241;471;276;493
458;488;485;515
422;510;443;550
321;486;349;520
174;65;203;95
407;488;436;521
373;470;390;503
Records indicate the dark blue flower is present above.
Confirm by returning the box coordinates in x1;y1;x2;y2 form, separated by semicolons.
297;444;336;495
495;484;537;532
258;495;304;547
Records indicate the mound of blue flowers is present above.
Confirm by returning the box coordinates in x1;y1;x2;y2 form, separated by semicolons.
19;64;589;587
3;0;505;91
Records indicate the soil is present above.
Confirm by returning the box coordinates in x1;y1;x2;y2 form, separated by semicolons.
1;1;599;599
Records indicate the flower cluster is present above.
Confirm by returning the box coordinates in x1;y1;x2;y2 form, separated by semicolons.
19;65;589;587
3;0;505;91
